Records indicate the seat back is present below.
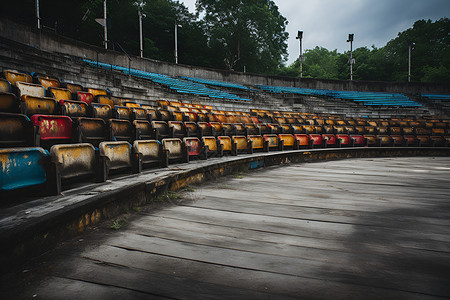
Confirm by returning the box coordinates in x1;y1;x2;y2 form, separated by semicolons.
0;112;33;147
30;115;73;146
168;121;186;138
62;82;83;94
0;147;49;191
134;120;154;140
294;134;310;147
184;122;200;137
77;91;94;105
131;107;148;121
264;134;279;149
92;103;113;120
35;75;60;89
114;106;132;120
133;139;164;165
162;138;184;160
0;92;19;112
218;136;232;151
49;87;72;101
87;87;108;97
278;134;295;147
245;123;261;136
50;143;97;181
75;117;108;147
109;119;133;143
210;122;223;136
0;79;11;93
16;82;45;98
97;95;116;109
184;137;203;157
99;141;133;172
248;135;264;150
152;121;171;140
4;70;32;86
21;95;58;116
59;100;90;118
232;136;248;151
202;136;218;151
198;122;214;136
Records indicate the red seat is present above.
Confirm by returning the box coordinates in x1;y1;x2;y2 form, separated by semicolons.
30;115;73;148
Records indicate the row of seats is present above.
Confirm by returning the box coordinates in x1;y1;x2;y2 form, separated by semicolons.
257;85;422;107
1;68;449;196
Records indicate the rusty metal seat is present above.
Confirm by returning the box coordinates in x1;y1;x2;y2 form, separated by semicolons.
92;103;113;120
278;134;296;150
30;114;73;149
162;138;189;163
183;137;207;160
0;147;50;192
74;117;109;147
0;112;34;148
21;95;58;116
99;141;137;180
247;135;268;153
133;139;168;170
202;136;223;157
59;100;90;118
109;119;134;143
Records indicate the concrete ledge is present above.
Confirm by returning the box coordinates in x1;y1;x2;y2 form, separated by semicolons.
1;147;450;270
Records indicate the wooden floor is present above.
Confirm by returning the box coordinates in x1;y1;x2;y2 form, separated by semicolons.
2;157;450;299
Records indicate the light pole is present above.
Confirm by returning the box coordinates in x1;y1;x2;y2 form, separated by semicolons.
36;0;41;29
175;22;182;64
347;33;354;81
134;1;146;58
103;0;108;49
296;31;303;78
408;41;415;82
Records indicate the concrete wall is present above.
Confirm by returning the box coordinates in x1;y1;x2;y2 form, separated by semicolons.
1;18;449;95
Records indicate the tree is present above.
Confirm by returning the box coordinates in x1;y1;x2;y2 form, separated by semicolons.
196;0;289;73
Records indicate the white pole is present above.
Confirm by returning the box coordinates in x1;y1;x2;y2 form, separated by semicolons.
175;22;178;64
36;0;41;29
139;8;143;58
408;43;411;82
104;0;108;49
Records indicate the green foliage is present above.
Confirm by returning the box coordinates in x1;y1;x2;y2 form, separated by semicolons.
279;18;449;83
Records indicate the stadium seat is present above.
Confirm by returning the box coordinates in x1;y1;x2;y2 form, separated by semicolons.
21;95;58;116
99;141;137;180
202;136;223;157
33;74;60;89
59;100;90;118
74;117;109;147
0;147;50;191
247;135;269;153
30;114;73;148
198;122;214;137
87;87;108;97
364;135;380;147
336;134;352;147
322;134;337;148
76;91;94;105
156;109;173;121
350;135;366;147
168;121;187;139
48;87;72;101
294;134;311;149
91;103;113;120
114;106;133;120
0;112;34;147
4;70;32;86
184;137;207;160
309;134;324;148
134;120;154;140
109;119;133;143
245;123;261;136
0;92;19;112
16;81;45;98
278;134;296;150
0;79;12;93
162;138;189;163
49;143;101;194
133;139;168;170
217;136;235;156
61;82;83;94
210;122;224;136
152;121;171;140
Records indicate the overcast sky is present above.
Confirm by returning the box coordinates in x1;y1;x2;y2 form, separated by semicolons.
179;0;449;65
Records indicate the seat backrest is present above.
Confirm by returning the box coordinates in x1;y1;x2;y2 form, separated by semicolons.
134;120;153;140
202;136;218;151
59;99;89;118
77;91;94;105
162;138;183;160
264;134;278;148
109;119;133;143
50;143;96;179
49;87;72;101
0;147;49;191
21;95;58;116
35;74;60;89
198;122;213;136
133;139;162;164
0;112;33;147
99;141;133;171
30;114;73;141
0;92;19;112
278;134;294;147
183;137;202;156
152;121;170;139
157;109;172;121
132;107;148;121
87;87;108;97
248;135;264;149
217;136;232;151
62;82;83;94
97;95;116;108
232;136;247;151
16;81;45;98
114;106;132;120
76;117;108;147
294;134;309;146
4;70;32;86
0;79;12;93
92;103;113;120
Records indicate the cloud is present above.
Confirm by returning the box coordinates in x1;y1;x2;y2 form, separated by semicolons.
179;0;450;64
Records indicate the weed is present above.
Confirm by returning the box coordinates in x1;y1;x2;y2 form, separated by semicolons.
110;218;127;230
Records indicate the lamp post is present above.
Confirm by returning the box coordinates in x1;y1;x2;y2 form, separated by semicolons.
134;1;146;58
296;31;303;79
36;0;41;29
175;22;182;64
408;41;415;82
347;33;354;81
